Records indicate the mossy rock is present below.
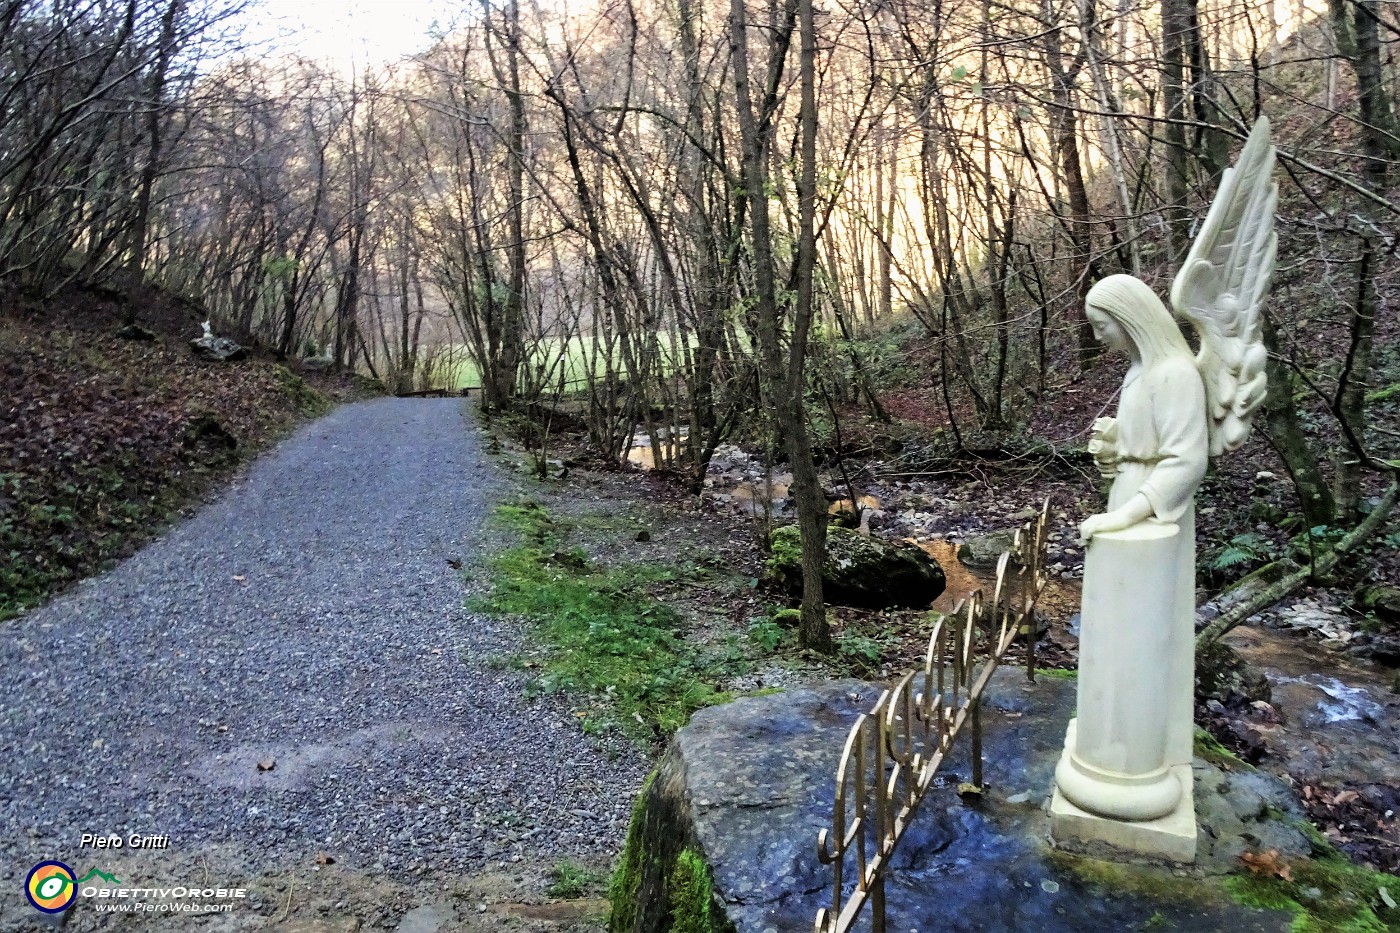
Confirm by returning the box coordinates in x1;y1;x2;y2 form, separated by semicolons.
615;671;1298;933
956;530;1018;570
609;772;736;933
1356;584;1400;624
765;525;945;609
1196;639;1272;704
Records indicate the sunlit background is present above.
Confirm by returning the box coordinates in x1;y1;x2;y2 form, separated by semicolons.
235;0;466;70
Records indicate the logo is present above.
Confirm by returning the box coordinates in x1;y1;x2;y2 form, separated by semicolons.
76;869;122;885
25;861;77;914
23;861;244;916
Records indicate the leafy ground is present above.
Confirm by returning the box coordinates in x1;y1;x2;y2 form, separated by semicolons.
0;281;378;620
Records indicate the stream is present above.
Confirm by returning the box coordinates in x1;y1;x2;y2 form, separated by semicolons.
1225;624;1400;786
652;438;1400;794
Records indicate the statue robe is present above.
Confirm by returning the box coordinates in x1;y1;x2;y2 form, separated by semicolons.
1107;355;1209;767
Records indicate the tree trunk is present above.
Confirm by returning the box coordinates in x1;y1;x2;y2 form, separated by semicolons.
500;0;527;406
789;0;831;651
1260;312;1335;527
1332;238;1376;523
128;0;183;279
1161;0;1191;263
730;0;829;650
1040;0;1096;363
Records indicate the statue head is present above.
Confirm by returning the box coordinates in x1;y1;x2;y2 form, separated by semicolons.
1085;275;1193;365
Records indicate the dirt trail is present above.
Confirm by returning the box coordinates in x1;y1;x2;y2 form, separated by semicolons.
0;398;643;931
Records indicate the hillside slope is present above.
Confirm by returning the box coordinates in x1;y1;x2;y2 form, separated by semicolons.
0;282;378;620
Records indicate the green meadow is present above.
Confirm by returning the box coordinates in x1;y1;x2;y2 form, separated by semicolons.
434;334;703;391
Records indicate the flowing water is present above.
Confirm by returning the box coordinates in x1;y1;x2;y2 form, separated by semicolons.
1225;624;1400;785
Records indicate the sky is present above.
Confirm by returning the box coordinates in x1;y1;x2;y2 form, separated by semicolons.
234;0;468;71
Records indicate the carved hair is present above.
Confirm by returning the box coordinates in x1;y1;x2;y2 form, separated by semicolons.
1085;275;1193;365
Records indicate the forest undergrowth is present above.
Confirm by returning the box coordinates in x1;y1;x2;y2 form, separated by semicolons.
0;280;380;620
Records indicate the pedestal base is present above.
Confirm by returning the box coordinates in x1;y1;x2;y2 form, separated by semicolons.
1050;764;1197;864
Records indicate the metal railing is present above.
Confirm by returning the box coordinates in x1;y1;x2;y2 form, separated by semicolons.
814;499;1051;933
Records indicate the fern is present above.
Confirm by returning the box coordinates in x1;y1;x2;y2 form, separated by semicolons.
1209;532;1272;573
1212;545;1255;571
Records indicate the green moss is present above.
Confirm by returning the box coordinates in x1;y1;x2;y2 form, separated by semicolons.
272;364;331;416
1364;382;1400;405
1050;852;1217;905
765;525;803;584
1054;822;1400;930
608;775;652;933
609;779;735;933
667;849;717;933
1222;854;1398;932
1288;817;1334;855
1220;557;1301;595
1193;728;1254;770
1217;817;1399;930
1039;667;1079;680
771;608;801;627
1222;874;1297;912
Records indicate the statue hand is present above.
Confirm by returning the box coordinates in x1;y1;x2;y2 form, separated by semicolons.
1088;417;1119;480
1077;494;1155;544
1078;512;1125;545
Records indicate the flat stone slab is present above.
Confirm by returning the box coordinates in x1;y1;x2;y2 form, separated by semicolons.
633;668;1297;933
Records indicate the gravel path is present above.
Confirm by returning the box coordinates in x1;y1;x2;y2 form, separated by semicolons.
0;398;646;886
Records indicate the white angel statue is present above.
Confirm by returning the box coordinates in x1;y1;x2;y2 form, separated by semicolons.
1053;118;1276;853
1081;117;1276;541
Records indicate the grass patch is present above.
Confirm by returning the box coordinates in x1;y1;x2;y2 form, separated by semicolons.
546;859;609;899
471;502;736;740
1038;666;1079;680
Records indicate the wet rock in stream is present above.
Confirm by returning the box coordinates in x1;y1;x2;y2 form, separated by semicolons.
1196;640;1272;704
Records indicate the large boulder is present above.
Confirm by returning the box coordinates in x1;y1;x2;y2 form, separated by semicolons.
765;525;944;609
610;671;1298;933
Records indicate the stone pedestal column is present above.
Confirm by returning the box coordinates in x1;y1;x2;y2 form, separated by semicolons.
1050;521;1197;862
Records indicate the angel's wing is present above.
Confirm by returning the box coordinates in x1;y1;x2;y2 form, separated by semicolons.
1168;117;1277;457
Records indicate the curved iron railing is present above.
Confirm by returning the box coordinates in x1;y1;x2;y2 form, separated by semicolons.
815;499;1052;933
